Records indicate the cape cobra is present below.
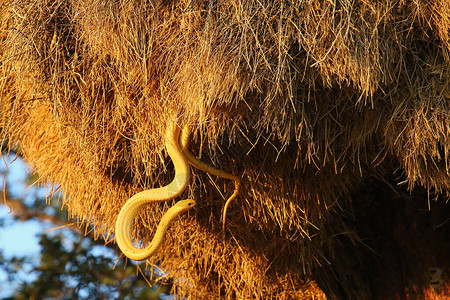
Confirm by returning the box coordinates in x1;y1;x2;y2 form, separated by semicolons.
115;123;195;261
115;122;240;261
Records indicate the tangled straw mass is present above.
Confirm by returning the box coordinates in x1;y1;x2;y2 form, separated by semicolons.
1;0;450;298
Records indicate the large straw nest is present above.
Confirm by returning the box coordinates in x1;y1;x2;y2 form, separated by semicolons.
1;0;449;298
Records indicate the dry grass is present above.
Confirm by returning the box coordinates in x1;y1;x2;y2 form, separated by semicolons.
1;0;449;298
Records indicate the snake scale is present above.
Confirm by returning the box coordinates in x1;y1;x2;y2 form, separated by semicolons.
115;122;240;261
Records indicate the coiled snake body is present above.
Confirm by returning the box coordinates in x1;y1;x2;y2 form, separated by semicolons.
115;122;240;261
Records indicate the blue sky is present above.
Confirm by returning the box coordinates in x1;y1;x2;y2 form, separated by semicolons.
0;155;44;297
0;155;46;257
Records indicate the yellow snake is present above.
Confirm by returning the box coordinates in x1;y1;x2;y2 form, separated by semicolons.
115;123;194;261
115;122;240;261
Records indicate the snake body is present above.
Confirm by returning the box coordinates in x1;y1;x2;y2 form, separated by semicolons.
115;122;240;261
115;123;194;261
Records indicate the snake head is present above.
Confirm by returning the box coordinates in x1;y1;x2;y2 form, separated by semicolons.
175;199;196;211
